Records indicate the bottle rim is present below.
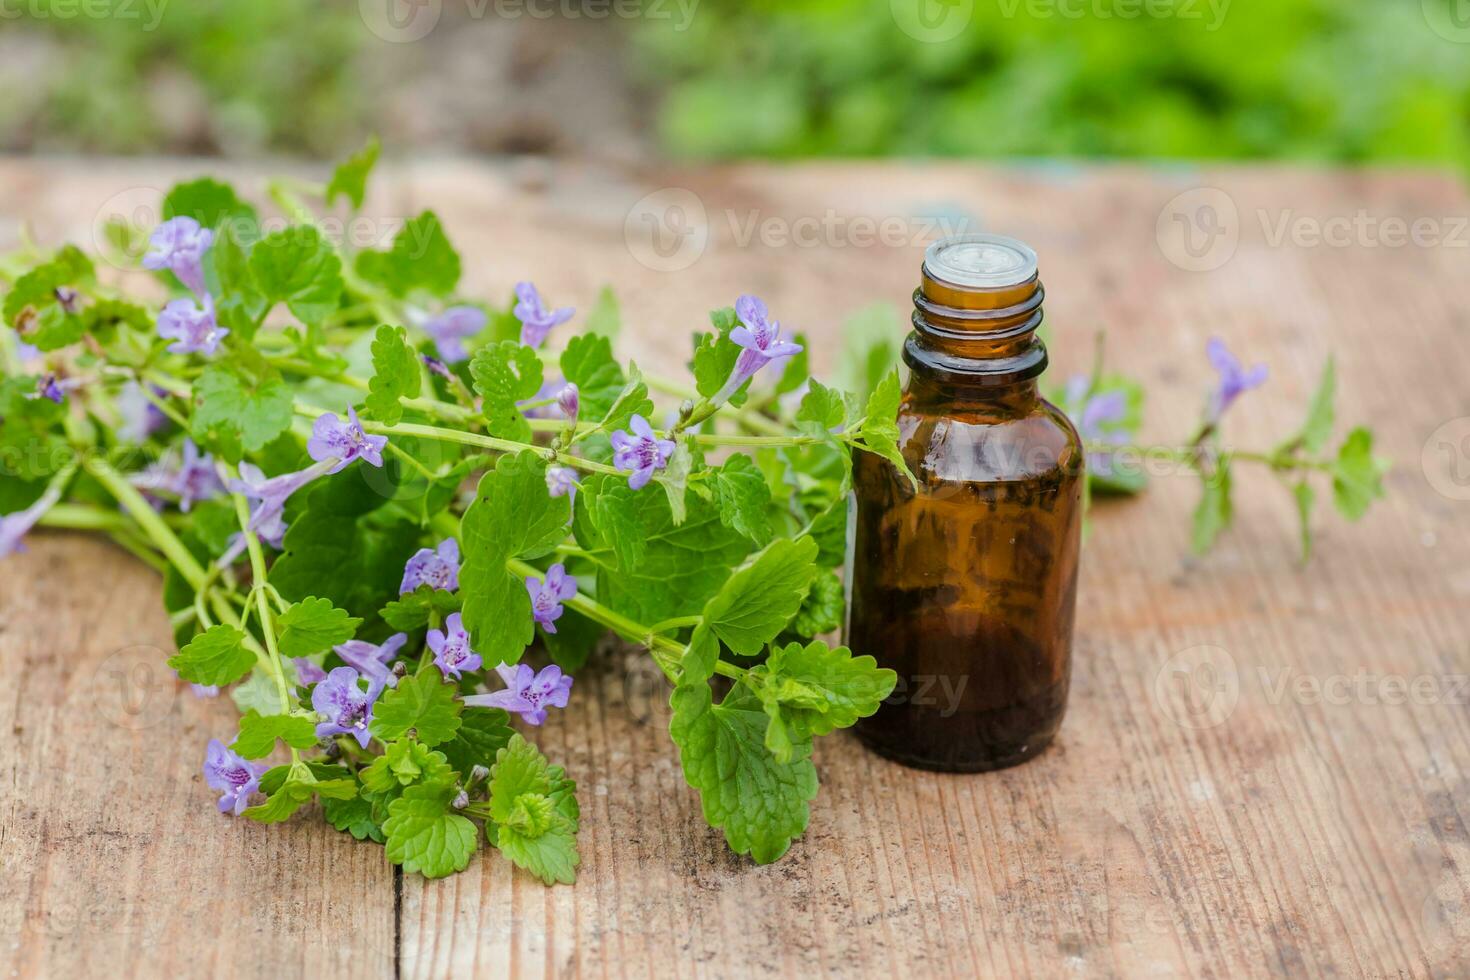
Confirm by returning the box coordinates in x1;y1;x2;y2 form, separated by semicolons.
923;234;1039;289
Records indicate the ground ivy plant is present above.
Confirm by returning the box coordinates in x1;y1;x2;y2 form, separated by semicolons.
0;145;1387;883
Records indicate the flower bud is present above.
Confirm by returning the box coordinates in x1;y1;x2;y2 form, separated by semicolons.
557;382;580;420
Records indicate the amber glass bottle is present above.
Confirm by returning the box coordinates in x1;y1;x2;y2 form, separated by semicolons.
845;234;1083;772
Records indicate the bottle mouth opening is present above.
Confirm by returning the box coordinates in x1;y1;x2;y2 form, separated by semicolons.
923;233;1039;289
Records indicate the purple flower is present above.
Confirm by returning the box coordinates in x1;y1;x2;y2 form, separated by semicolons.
716;294;803;400
307;406;387;473
219;460;334;563
545;465;577;499
513;282;574;348
157;294;227;356
400;538;460;594
311;666;381;749
556;382;580;421
203;738;264;816
36;374;65;404
610;414;676;490
0;481;64;557
14;340;40;364
525;563;577;633
334;632;408;691
169;439;224;513
423;306;486;364
1206;337;1267;423
1063;376;1129;477
293;658;328;685
116;382;170;443
422;354;454;380
190;683;220;698
143;216;213;296
426;612;482;681
463;662;572;726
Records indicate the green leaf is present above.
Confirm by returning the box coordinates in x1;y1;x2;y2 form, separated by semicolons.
3;248;91;349
323;792;383;842
1296;356;1336;455
774;332;809;395
204;225;267;338
795;379;848;432
487;735;580;885
163;178;258;235
438;708;515;778
384;782;478;878
365;324;422;425
232;665;293;717
696;536;818;664
325;136;381;210
839;303;901;400
590;489;752;627
355;211;461;298
248;225;343;326
269;468;423;627
277;596;362;658
1291;480;1315;562
656;439;695;525
1330;426;1388;521
189;364;293;459
1191;459;1233;554
669;679;817;864
855;369;915;488
459;452;573;665
580;477;648;570
559;333;625;421
361;739;454;795
595;363;654;434
712;454;773;544
167;625;254;687
232;710;319;760
381;587;461;632
470;341;543;441
370;671;464;746
583;285;621;339
787;569;844;638
244;760;352;824
692;328;748;406
748;640;895;761
0;376;68;479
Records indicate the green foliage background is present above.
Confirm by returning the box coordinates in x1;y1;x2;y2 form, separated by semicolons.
4;0;1468;173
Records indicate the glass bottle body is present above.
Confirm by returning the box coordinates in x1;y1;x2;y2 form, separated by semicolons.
845;240;1083;772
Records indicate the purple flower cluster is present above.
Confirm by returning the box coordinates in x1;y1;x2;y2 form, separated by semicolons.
427;612;482;680
610;414;676;490
545;465;578;499
334;632;408;691
525;563;577;632
514;282;573;348
131;439;224;513
422;306;486;364
464;663;573;726
218;459;335;563
1205;337;1267;424
144;216;213;296
308;406;387;473
203;738;265;816
157;295;228;356
1063;377;1129;477
400;538;460;594
715;294;803;401
312;666;382;749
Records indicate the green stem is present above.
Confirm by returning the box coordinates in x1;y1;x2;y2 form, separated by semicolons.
227;473;298;731
85;457;207;588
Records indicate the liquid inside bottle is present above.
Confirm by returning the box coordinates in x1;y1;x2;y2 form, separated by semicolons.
845;234;1083;773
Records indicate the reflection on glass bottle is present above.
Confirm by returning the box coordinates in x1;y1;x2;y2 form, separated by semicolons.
845;234;1083;772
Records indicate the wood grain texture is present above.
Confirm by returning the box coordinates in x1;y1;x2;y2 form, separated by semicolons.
1;158;1468;978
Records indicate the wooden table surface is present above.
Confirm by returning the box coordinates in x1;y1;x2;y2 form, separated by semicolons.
1;157;1468;978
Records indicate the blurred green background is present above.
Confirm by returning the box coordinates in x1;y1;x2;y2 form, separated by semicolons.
3;0;1467;173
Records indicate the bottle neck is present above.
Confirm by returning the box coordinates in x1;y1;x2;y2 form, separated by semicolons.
904;265;1048;394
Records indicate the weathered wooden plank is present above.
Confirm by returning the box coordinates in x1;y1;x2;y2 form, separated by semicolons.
0;533;397;979
1;159;1467;978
